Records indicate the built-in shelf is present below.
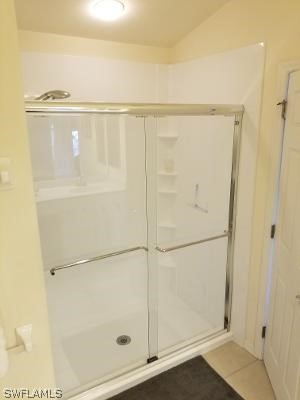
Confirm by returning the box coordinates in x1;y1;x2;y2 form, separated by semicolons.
158;222;176;229
158;190;177;195
158;171;178;176
157;134;179;140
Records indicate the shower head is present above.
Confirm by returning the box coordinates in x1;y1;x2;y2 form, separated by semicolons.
35;90;71;101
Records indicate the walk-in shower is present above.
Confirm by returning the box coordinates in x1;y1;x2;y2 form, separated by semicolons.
25;101;243;399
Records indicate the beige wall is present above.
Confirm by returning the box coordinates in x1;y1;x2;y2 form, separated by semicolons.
3;0;300;389
0;0;55;390
19;30;171;64
172;0;300;355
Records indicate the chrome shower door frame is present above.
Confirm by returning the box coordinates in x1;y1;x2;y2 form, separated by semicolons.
25;100;244;381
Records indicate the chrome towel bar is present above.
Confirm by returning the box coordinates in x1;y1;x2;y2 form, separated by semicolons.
49;233;229;275
156;232;229;253
49;246;148;276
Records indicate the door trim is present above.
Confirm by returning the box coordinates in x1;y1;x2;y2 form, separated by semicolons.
253;61;300;358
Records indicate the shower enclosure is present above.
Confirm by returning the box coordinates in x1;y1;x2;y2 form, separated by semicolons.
25;102;243;398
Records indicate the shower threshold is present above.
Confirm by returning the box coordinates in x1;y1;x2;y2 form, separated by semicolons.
68;330;232;400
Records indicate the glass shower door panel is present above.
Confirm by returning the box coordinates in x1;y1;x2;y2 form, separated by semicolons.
158;238;228;353
27;114;149;394
156;115;234;353
46;252;148;393
156;115;234;247
28;114;147;265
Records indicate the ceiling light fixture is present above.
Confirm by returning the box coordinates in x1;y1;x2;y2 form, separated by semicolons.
90;0;125;21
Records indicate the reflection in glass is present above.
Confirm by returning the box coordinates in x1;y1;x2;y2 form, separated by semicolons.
28;114;127;201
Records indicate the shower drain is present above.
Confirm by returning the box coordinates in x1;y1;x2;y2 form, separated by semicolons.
116;335;131;346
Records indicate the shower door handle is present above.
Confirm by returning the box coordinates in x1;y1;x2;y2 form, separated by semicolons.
49;246;148;276
156;232;229;253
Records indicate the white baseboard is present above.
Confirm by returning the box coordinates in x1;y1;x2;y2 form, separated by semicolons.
70;331;233;400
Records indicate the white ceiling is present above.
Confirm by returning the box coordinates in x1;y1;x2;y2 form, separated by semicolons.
15;0;229;47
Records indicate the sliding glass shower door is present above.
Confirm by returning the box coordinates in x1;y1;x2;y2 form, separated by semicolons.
27;114;151;394
154;115;234;354
26;109;238;396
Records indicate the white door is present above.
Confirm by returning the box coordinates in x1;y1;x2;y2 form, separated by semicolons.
264;70;300;400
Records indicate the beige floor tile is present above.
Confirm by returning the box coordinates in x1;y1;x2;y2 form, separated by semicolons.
226;360;276;400
203;341;257;378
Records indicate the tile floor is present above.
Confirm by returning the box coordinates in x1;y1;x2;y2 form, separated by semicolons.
203;341;276;400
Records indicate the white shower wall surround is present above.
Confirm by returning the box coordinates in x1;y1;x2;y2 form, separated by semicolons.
22;53;169;102
22;44;264;398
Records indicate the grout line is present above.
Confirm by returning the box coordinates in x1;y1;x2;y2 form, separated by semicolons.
225;360;276;400
225;359;259;379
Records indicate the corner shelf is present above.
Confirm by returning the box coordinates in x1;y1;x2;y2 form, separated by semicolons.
157;135;179;140
157;132;178;237
158;190;178;195
158;222;177;229
158;171;178;177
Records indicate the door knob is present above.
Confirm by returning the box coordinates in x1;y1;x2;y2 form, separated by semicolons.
296;295;300;303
